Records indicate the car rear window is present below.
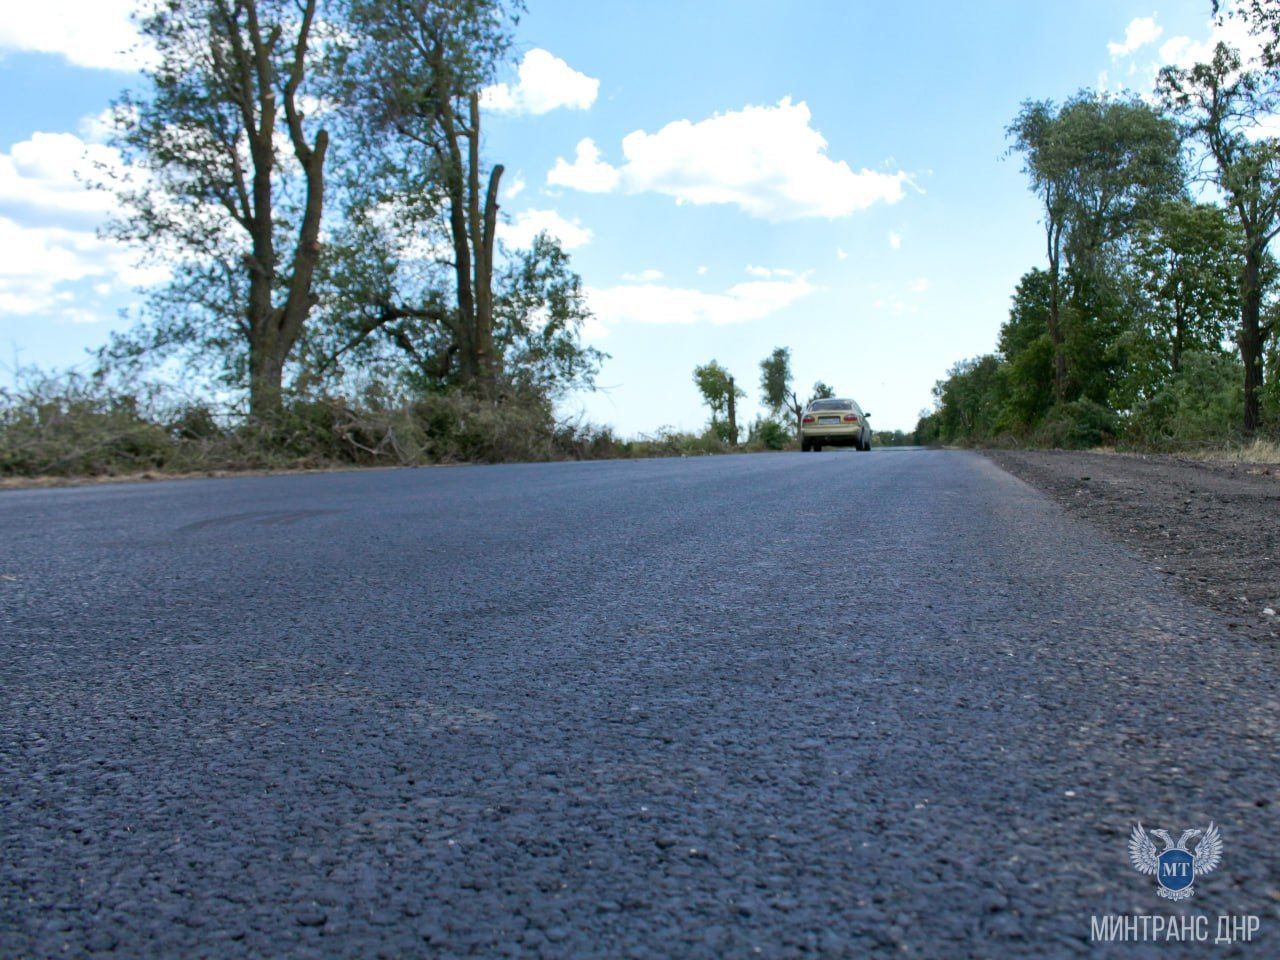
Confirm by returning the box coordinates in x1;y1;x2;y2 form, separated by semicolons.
809;400;853;412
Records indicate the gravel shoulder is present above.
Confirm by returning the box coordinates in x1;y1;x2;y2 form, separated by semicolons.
987;449;1280;643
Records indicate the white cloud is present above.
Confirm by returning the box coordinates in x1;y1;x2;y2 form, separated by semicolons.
1104;5;1265;97
0;126;162;323
503;172;526;200
873;296;917;317
888;231;902;250
1157;12;1261;72
548;97;910;221
744;265;804;279
0;216;161;319
696;265;708;275
836;247;848;260
77;108;120;145
586;269;813;338
621;268;663;282
0;0;149;71
547;138;621;193
0;131;125;228
910;277;930;293
481;49;599;115
1107;16;1162;57
498;208;593;250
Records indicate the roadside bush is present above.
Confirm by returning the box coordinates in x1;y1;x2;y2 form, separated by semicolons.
748;417;790;450
628;427;727;457
1031;399;1121;449
0;370;778;479
1127;351;1244;445
0;374;173;476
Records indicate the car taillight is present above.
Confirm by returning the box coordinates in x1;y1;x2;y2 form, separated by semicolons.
802;415;815;424
843;414;859;422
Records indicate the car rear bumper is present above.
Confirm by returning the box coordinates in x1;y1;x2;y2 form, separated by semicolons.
802;425;862;438
803;427;865;448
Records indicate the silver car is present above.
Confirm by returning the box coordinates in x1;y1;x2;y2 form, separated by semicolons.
800;398;872;452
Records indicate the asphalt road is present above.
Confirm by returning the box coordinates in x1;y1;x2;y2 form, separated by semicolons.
2;449;1278;958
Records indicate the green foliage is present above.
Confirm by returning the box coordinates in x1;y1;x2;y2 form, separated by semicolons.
808;381;836;402
1030;399;1121;449
103;0;341;416
2;366;811;478
0;373;172;476
1159;40;1280;432
927;72;1279;450
872;429;915;446
913;410;942;445
1128;352;1245;444
496;234;607;398
758;347;793;418
692;360;744;441
929;355;1005;443
95;0;600;424
998;270;1056;430
1000;336;1055;433
1008;91;1183;403
748;418;790;450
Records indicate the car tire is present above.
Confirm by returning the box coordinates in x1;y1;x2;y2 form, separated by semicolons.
813;444;823;452
800;438;811;452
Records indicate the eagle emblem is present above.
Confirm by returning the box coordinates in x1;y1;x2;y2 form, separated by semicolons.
1129;822;1222;900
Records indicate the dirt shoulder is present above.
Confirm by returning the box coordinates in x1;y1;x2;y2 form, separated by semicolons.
987;449;1280;644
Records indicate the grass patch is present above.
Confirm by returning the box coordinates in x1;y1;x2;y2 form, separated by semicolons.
1185;439;1280;464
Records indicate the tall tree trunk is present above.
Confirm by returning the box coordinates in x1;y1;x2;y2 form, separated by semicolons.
244;45;280;419
1172;301;1185;375
478;164;502;389
470;94;503;397
1241;240;1265;435
439;91;505;396
1046;221;1068;401
249;344;286;419
228;0;327;421
438;84;477;388
727;376;738;446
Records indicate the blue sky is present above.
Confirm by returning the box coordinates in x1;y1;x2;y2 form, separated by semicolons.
0;1;1236;433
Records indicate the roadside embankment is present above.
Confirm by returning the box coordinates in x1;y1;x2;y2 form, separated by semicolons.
988;449;1280;644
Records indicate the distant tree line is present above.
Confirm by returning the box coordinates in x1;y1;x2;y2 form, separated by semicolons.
690;348;840;450
919;4;1280;448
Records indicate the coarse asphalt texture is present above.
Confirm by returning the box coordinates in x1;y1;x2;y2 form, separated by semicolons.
2;449;1278;959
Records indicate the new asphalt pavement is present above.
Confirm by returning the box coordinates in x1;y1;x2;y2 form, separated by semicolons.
2;449;1278;957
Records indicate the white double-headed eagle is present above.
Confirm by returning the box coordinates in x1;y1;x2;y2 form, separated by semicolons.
1129;822;1222;877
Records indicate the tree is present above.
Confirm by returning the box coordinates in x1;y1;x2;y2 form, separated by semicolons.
1129;200;1240;379
809;381;836;402
1160;42;1280;434
997;269;1056;431
759;346;803;435
104;0;333;419
298;187;602;401
693;361;745;444
337;0;519;398
930;356;1005;442
1008;93;1182;401
492;234;606;399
